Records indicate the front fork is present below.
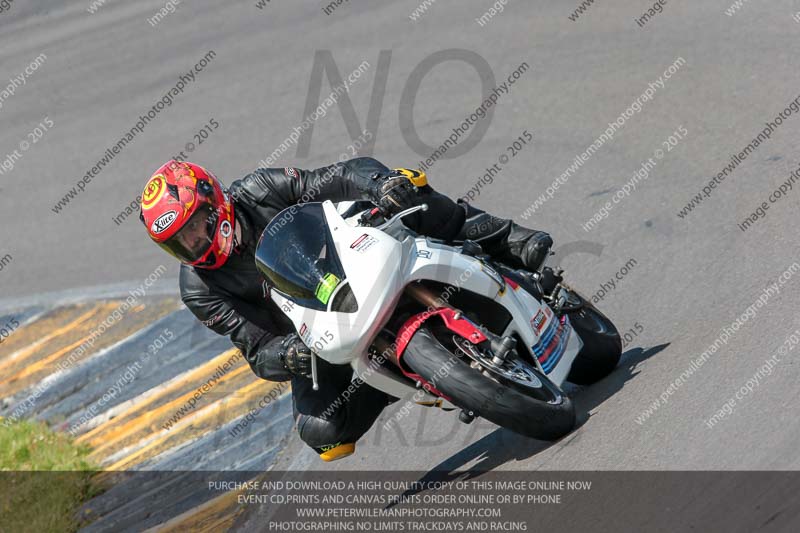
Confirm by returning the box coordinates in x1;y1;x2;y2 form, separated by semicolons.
310;351;319;391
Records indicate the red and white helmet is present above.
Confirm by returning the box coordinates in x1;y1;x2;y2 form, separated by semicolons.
139;160;235;269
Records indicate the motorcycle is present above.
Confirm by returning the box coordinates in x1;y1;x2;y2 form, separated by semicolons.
254;200;621;440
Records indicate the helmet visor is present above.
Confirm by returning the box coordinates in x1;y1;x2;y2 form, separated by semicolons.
157;203;219;264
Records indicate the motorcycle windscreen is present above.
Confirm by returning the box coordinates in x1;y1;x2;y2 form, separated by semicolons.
255;203;347;312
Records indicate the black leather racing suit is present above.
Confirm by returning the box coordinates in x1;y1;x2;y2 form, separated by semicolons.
180;157;552;454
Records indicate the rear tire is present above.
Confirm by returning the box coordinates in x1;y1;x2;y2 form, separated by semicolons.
565;294;622;385
402;328;575;441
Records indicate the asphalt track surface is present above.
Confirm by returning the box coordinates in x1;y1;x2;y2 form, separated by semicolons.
2;0;800;529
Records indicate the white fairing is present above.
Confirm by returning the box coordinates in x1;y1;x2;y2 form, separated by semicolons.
270;201;582;402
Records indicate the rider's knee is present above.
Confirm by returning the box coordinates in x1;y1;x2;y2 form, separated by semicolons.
296;413;349;449
296;413;357;460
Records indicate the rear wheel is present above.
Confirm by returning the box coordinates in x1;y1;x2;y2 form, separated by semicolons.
402;327;575;441
563;291;622;385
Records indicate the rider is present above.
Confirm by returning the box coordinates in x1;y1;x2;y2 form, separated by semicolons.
139;157;552;461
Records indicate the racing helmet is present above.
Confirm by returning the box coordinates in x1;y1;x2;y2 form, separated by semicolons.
139;160;235;269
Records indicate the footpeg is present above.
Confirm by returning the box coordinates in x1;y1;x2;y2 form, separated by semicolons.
459;409;476;424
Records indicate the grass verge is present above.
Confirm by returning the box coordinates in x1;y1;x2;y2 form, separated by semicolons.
0;418;99;532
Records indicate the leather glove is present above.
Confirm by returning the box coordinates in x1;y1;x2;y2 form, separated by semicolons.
279;334;313;378
366;171;418;215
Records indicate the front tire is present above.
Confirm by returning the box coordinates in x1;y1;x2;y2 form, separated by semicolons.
402;328;575;441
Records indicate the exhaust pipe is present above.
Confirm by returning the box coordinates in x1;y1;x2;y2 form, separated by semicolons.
370;283;459;368
404;282;457;311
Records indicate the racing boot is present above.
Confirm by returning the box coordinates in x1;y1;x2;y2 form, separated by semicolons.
455;201;553;273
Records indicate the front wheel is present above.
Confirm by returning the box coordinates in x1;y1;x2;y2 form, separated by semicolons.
402;327;575;441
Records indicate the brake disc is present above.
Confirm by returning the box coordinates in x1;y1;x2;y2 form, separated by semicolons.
452;335;543;389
